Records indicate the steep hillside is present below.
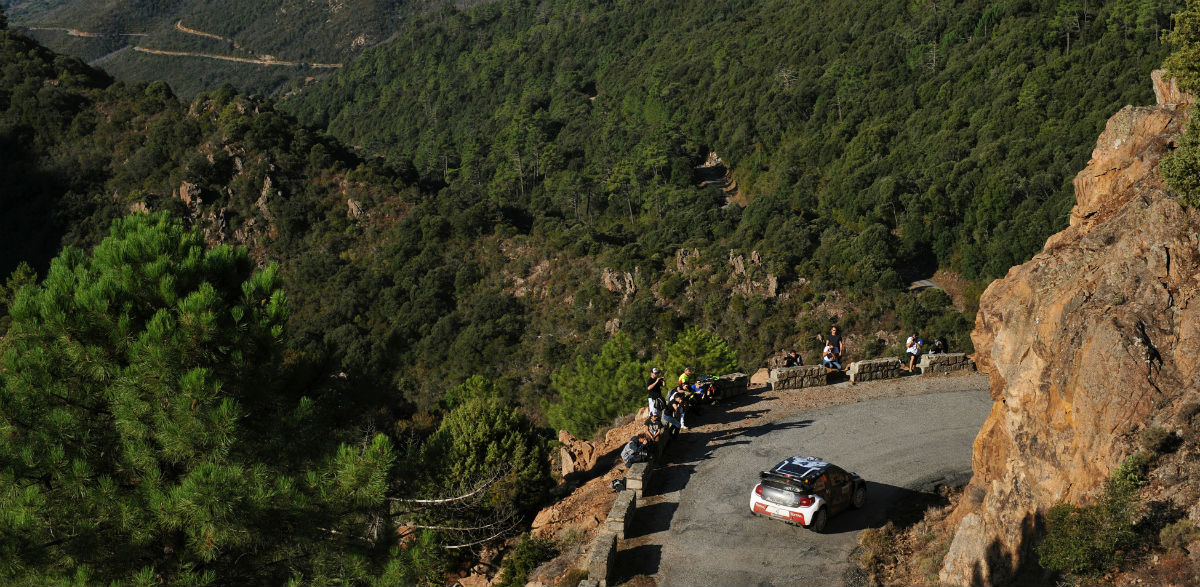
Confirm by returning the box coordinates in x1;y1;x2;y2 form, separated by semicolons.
287;0;1179;282
937;71;1200;585
3;0;413;97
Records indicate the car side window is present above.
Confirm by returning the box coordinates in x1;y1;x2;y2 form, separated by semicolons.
811;477;826;494
829;469;847;486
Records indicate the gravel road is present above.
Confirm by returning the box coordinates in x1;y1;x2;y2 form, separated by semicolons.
616;372;991;586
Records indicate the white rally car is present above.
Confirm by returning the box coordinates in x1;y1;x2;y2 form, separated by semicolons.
749;456;867;532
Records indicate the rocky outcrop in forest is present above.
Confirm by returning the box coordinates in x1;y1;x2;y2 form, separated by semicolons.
939;71;1200;585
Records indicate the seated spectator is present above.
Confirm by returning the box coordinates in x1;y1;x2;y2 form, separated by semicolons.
621;433;650;467
821;344;843;371
782;350;801;367
931;337;948;354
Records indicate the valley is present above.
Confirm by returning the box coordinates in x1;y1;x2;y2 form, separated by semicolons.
2;0;1200;585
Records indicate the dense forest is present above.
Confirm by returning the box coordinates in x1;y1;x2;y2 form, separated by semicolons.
2;0;420;97
2;0;1198;583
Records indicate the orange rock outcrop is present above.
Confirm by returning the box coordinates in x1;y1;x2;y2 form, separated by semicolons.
940;71;1200;585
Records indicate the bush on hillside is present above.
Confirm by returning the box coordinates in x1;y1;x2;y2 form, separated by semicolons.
1036;454;1148;578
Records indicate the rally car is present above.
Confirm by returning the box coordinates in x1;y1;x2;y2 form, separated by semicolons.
749;456;867;532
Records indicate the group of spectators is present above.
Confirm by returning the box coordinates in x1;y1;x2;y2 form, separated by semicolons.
782;326;847;371
902;332;948;371
622;366;701;466
622;326;953;466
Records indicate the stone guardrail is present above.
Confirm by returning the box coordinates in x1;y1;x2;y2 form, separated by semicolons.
848;357;902;383
581;359;973;584
918;352;975;374
769;365;831;389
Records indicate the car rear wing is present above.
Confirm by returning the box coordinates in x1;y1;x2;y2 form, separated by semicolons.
759;469;812;488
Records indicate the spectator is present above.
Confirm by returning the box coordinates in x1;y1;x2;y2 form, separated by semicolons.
825;326;845;362
665;387;688;432
621;433;650;467
822;344;843;371
903;333;922;371
782;350;801;367
678;367;693;387
931;337;948;354
646;366;666;416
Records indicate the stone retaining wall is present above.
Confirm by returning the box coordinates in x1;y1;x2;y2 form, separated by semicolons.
603;490;637;540
918;352;975;374
848;358;902;383
585;531;616;587
769;365;830;389
716;372;749;397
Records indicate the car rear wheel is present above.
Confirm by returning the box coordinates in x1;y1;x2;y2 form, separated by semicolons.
807;507;827;533
851;485;867;509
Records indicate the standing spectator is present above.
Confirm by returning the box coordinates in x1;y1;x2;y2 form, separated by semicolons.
677;367;693;387
825;326;845;363
646;367;666;416
903;333;922;371
666;387;688;431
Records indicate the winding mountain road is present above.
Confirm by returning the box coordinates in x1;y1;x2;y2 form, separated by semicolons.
617;378;991;586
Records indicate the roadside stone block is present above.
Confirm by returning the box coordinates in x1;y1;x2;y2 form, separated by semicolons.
715;372;749;397
626;462;651;498
918;352;975;374
603;490;637;539
650;433;670;461
586;531;617;586
769;365;831;390
848;358;902;383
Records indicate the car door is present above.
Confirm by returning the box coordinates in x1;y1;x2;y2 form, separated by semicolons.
826;467;852;513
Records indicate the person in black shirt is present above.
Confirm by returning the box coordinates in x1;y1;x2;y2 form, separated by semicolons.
646;367;666;417
782;350;801;367
825;326;845;363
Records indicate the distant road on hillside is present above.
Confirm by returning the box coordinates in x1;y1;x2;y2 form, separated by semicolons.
618;381;990;586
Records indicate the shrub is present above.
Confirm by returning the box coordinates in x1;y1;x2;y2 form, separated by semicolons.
1179;402;1200;426
544;332;648;439
1140;426;1175;454
1160;519;1200;551
1037;454;1146;577
496;533;557;587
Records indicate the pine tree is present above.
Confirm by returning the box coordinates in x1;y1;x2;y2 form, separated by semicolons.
0;213;399;585
545;332;648;438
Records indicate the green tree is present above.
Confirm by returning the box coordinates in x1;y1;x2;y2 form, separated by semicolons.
1162;1;1200;204
421;396;551;514
660;327;739;381
545;332;648;439
1164;0;1200;93
0;214;397;585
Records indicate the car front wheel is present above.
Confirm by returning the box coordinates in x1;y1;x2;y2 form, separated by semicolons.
851;485;867;509
808;507;827;533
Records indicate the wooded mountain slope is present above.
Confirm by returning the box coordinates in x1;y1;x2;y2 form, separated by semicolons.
3;0;414;96
289;0;1178;280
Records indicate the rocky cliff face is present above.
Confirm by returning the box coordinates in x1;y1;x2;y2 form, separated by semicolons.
939;71;1200;585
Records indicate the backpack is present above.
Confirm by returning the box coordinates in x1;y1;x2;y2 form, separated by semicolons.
652;395;666;412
